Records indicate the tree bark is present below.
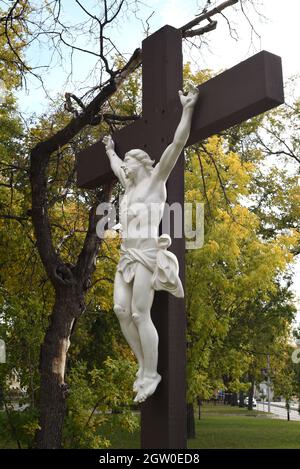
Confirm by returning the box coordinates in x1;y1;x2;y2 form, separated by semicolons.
187;402;196;439
36;286;85;448
197;397;202;420
286;401;290;421
248;376;255;411
238;390;245;408
231;392;238;406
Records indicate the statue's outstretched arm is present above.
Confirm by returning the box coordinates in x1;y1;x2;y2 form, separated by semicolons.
103;135;127;187
153;87;199;182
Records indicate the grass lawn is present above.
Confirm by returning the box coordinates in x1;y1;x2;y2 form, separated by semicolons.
100;404;300;449
188;404;300;449
1;405;300;449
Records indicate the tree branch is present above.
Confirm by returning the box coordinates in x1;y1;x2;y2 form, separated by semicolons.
0;213;28;222
180;0;239;34
200;142;233;208
183;20;217;38
74;183;113;290
29;43;142;288
196;150;212;217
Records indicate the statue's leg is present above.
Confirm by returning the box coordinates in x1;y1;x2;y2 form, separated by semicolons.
113;270;144;390
131;263;161;403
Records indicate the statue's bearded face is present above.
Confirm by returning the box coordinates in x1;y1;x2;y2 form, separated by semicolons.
122;150;146;180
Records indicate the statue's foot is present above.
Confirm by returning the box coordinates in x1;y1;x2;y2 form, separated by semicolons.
133;373;161;403
133;368;144;393
133;376;144;393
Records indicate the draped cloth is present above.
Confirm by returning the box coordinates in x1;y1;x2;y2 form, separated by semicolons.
117;234;184;298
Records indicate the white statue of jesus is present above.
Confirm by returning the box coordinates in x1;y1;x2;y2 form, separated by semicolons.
103;87;199;403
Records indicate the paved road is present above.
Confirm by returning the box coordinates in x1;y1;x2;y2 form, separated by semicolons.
257;402;300;421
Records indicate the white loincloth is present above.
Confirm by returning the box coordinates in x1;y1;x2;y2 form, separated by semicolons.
117;234;184;298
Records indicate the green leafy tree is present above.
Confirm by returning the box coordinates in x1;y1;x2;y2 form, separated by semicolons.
184;103;299;434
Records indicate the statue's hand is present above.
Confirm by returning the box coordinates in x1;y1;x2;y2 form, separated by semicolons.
178;86;199;110
102;135;114;151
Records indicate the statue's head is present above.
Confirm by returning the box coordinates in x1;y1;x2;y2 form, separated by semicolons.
122;149;154;181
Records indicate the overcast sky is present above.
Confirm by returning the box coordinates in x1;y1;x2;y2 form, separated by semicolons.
15;0;300;321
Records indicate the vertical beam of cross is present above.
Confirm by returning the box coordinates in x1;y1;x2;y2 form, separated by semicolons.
140;26;186;449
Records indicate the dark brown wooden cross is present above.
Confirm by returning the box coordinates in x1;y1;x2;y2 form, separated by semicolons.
77;25;284;449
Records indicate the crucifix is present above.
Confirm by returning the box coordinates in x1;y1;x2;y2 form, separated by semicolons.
77;25;284;449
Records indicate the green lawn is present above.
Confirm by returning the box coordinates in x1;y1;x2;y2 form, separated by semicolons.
100;404;300;449
1;405;300;449
189;404;300;449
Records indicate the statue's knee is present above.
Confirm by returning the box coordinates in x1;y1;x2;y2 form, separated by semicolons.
113;304;128;320
132;313;141;326
132;306;144;326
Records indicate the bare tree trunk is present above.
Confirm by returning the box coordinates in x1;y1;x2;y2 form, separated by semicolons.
36;286;84;448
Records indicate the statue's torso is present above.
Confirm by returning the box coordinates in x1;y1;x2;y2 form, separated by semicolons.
120;176;166;248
